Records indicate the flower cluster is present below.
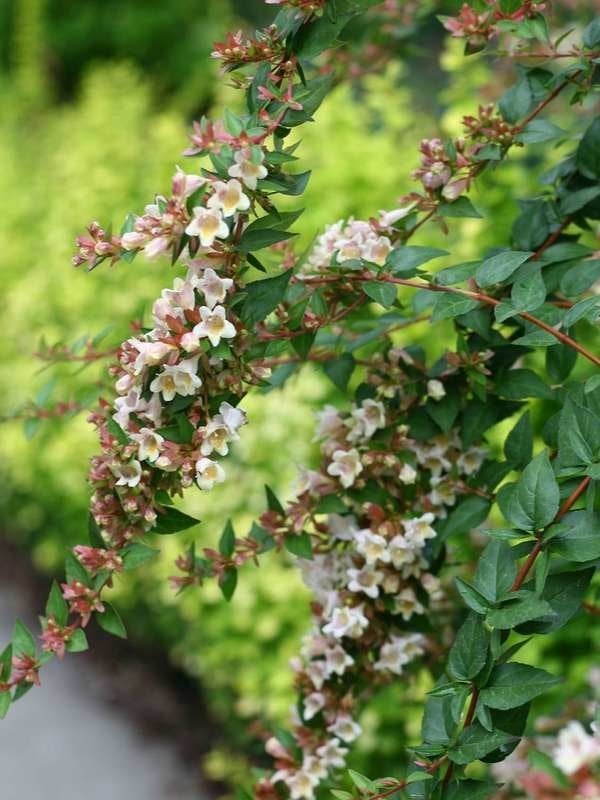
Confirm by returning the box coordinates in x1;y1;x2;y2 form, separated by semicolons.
255;351;487;800
442;2;547;49
211;26;286;70
306;218;393;271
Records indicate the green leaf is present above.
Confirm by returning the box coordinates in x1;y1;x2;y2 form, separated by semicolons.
219;519;236;557
240;270;292;325
363;281;396;308
426;391;459;434
294;12;356;59
560;258;600;297
576;117;600;181
435;261;479;286
12;620;36;658
583;18;600;48
504;412;533;469
438;197;482;218
474;541;517;603
560;186;600;215
516;119;565;144
487;594;553;629
448;724;517;764
323;353;355;391
446;780;499;800
65;552;90;584
236;228;297;253
551;511;600;562
0;644;12;681
348;770;375;792
45;581;68;626
439;497;491;544
153;507;200;535
66;628;89;653
285;531;314;559
386;246;448;275
476;251;533;287
499;75;533;124
219;567;238;601
480;663;560;710
511;264;546;311
97;602;127;638
519;568;595;634
558;399;600;467
265;484;285;514
509;452;559;530
454;577;491;615
431;292;479;321
121;542;160;570
562;297;600;328
0;691;10;719
291;331;316;360
448;614;489;680
496;369;554;400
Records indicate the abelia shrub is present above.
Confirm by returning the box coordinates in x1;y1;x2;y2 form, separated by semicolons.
2;2;600;800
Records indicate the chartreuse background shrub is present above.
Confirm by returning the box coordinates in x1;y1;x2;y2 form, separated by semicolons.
0;0;598;787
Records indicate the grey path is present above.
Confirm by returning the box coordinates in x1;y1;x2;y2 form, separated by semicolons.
0;583;204;800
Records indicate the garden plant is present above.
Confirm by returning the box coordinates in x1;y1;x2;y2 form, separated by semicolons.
2;1;600;799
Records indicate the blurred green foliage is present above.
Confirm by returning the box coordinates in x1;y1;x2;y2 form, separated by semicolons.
0;0;598;789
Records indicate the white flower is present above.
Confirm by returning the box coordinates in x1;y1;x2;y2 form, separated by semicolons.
399;463;417;485
394;587;425;621
347;566;383;598
228;148;268;190
207;178;250;218
303;692;325;721
185;207;230;247
111;459;142;488
327;513;358;542
315;405;344;440
553;721;600;775
144;235;171;260
348;399;386;441
427;379;446;400
355;529;391;565
322;604;368;639
172;167;205;198
193;305;237;347
327;449;363;488
149;357;202;401
364;235;391;266
315;739;348;769
199;416;231;457
219;401;246;435
180;331;201;353
130;340;177;375
302;757;328;783
286;771;317;800
378;203;417;229
162;277;196;310
428;477;456;508
374;633;425;674
403;513;436;546
195;457;226;490
415;443;452;476
324;645;354;676
195;267;233;309
457;446;486;476
306;660;328;691
327;714;362;743
388;534;418;570
131;427;164;463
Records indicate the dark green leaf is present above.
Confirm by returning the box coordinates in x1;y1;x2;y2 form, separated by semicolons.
487;594;553;629
97;602;127;638
511;265;546;311
455;577;491;615
285;531;314;559
219;519;236;558
474;541;517;602
431;292;479;321
121;542;160;570
153;507;200;535
323;353;355;391
504;412;533;469
12;620;36;658
45;581;68;626
363;281;397;308
448;614;489;680
560;186;600;215
219;567;238;601
438;197;482;218
236;228;297;253
240;270;292;325
576;117;600;180
480;663;560;709
67;628;89;653
386;246;448;275
449;724;517;764
476;251;533;287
